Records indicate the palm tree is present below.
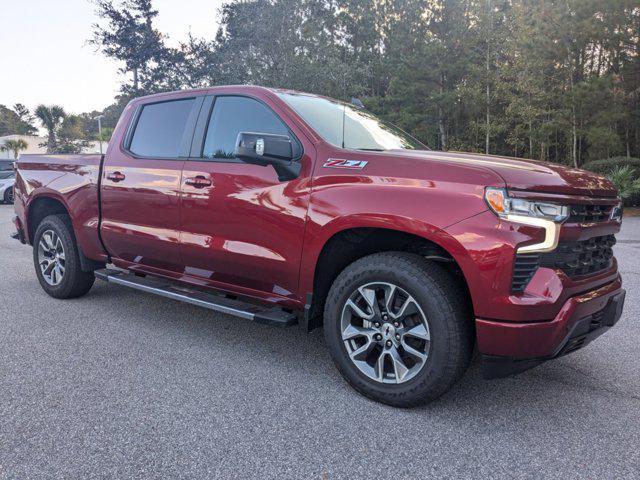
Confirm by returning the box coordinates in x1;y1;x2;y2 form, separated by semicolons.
0;139;29;159
35;105;66;153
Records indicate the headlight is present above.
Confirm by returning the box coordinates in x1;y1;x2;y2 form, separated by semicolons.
485;187;568;253
485;187;569;222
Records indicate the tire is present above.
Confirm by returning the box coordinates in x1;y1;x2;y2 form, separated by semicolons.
3;187;13;204
33;214;95;299
324;252;473;407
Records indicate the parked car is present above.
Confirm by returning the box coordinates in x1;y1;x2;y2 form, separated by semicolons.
0;160;14;171
0;171;15;204
11;86;625;407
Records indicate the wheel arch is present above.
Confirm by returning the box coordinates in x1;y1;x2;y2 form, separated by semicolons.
26;194;104;273
26;194;70;245
304;220;474;331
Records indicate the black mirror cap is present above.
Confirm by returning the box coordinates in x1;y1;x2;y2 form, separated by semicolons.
235;132;302;181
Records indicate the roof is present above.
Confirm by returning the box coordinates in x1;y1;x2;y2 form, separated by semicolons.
131;85;327;103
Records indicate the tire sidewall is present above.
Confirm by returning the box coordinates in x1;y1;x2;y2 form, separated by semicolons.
324;256;463;405
3;187;12;204
33;215;83;298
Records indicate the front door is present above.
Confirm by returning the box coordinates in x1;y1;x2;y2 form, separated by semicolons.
101;96;202;274
180;94;313;301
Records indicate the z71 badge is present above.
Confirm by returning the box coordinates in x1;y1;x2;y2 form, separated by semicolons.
323;158;368;170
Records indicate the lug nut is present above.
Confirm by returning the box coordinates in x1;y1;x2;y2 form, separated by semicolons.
395;334;401;340
374;322;381;328
375;334;382;341
382;314;389;321
386;340;392;347
393;321;400;328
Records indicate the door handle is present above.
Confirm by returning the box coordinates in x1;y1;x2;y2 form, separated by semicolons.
106;171;126;182
185;175;212;188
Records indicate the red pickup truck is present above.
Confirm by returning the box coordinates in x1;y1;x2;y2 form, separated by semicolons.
12;86;625;407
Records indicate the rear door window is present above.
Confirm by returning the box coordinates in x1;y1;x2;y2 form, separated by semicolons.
129;98;195;157
202;96;289;159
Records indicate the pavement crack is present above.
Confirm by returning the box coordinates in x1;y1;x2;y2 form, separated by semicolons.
556;363;640;402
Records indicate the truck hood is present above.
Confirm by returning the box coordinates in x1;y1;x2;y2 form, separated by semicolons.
393;150;618;198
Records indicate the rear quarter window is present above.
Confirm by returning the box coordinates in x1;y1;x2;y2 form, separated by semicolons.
129;98;195;158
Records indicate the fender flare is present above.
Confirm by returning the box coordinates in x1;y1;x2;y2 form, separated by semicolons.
300;212;476;304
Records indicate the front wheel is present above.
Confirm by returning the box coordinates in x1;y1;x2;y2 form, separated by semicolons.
33;214;95;299
324;252;473;407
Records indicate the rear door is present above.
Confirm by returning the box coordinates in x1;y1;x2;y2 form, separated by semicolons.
101;95;203;274
179;94;314;300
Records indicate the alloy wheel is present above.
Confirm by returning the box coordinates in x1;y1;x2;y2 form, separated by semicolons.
37;230;66;286
340;282;431;384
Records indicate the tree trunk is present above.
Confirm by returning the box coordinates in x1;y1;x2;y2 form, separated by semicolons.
626;127;631;158
485;0;492;155
485;83;490;154
570;74;578;168
133;67;139;91
438;73;447;150
438;105;447;150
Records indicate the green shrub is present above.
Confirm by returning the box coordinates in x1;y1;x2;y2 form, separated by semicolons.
581;157;640;175
581;157;640;206
607;166;640;201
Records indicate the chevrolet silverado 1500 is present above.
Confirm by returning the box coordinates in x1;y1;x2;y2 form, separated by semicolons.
12;86;626;406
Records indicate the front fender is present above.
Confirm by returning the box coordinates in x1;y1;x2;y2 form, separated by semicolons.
298;170;497;300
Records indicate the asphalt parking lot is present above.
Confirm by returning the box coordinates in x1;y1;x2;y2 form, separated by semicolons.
0;204;639;479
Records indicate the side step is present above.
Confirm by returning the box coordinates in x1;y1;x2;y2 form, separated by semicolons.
94;268;298;327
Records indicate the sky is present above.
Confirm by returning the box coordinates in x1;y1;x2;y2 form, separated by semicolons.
0;0;225;115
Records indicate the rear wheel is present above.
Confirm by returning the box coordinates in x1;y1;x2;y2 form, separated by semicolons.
3;187;13;204
324;252;473;407
33;215;95;299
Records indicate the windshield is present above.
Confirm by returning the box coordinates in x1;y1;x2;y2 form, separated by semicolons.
0;171;14;180
277;92;427;151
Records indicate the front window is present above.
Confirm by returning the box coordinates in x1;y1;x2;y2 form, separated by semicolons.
202;96;290;159
277;92;427;151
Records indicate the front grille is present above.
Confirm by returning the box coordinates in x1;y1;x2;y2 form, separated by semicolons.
511;234;615;291
568;204;613;224
541;235;615;278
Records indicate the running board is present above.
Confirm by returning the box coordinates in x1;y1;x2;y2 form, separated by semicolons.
94;268;298;327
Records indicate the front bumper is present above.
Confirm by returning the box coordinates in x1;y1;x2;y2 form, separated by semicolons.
477;278;625;378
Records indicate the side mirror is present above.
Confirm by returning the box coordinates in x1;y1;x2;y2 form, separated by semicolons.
235;132;302;181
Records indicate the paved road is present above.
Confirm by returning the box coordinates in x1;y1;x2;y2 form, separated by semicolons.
0;204;638;479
